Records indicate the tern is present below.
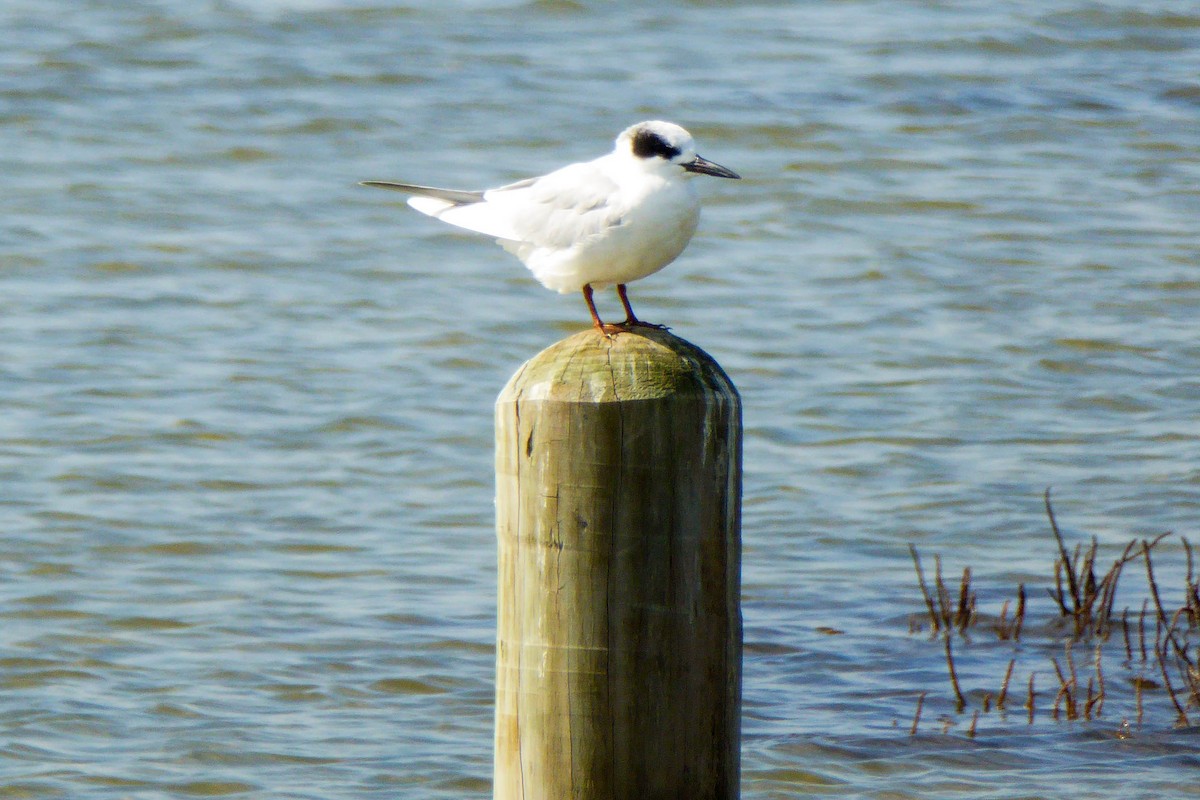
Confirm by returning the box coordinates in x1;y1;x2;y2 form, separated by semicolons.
361;120;739;333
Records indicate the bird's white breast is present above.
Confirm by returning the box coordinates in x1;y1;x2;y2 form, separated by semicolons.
502;162;702;293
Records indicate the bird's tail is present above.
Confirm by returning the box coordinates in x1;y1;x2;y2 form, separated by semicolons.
360;180;521;240
359;181;485;205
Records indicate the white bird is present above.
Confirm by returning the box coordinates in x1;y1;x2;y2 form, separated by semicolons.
361;120;739;332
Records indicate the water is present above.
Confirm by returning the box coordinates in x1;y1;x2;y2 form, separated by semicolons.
2;0;1199;797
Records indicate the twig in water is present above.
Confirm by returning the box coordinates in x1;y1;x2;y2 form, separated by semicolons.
1166;608;1197;668
1138;599;1149;662
1091;540;1136;639
1051;654;1077;720
1065;644;1078;700
1046;489;1081;616
1026;673;1036;724
995;585;1027;641
1014;584;1026;640
909;544;940;634
910;692;925;735
1186;536;1195;583
1142;537;1195;725
1121;607;1133;661
995;599;1011;640
1052;684;1067;721
1156;642;1189;727
1144;536;1174;628
1166;607;1200;708
997;658;1015;710
956;566;975;631
945;636;965;712
935;555;951;629
1139;543;1191;726
1042;493;1146;639
1184;536;1199;625
909;545;977;635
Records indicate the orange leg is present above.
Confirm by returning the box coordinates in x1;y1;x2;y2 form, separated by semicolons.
616;284;667;330
617;284;638;326
583;284;605;330
582;284;628;336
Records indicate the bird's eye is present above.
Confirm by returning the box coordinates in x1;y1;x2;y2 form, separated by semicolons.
631;130;682;161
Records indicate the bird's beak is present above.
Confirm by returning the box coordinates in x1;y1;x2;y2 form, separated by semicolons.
683;155;740;179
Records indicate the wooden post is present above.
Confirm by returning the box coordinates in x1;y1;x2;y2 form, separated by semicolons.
494;327;742;800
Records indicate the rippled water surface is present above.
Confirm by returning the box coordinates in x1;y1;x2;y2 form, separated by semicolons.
3;1;1199;797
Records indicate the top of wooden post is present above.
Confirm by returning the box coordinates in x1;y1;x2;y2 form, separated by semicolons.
498;327;739;405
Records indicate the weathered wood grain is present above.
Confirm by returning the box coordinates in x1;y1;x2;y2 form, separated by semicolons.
494;327;742;800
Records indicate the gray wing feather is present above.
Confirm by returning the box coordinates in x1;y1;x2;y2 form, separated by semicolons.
362;159;627;247
499;163;625;248
359;181;485;205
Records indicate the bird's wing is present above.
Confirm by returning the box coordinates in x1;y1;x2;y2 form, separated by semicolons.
360;179;523;239
359;181;485;205
360;160;627;246
481;161;627;248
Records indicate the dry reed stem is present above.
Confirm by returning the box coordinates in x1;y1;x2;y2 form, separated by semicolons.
1053;562;1065;611
1043;493;1149;639
1142;538;1196;724
1184;537;1199;625
994;584;1027;642
909;544;940;634
910;692;925;735
1014;584;1026;640
1156;643;1189;726
1065;648;1081;720
1165;605;1200;708
1097;540;1141;638
1065;644;1078;689
1046;489;1082;616
944;636;965;712
1185;536;1195;587
1160;607;1199;719
910;545;978;635
998;658;1015;710
1166;607;1195;669
957;567;975;631
1121;607;1133;661
1138;599;1149;662
1140;544;1191;725
996;599;1011;639
1051;656;1077;720
908;505;1200;736
1143;537;1173;629
935;555;951;629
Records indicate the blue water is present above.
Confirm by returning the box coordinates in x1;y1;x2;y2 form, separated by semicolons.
2;1;1199;797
